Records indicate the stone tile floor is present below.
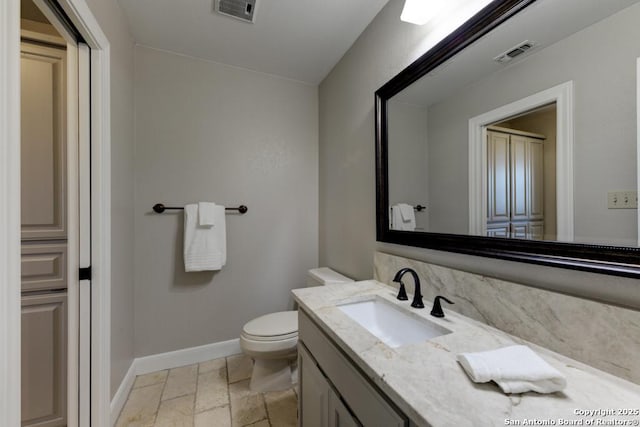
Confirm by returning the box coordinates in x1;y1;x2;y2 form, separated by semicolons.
116;354;298;427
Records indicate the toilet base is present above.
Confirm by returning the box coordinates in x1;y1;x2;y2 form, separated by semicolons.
249;357;298;392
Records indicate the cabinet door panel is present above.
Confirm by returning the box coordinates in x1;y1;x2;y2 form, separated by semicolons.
21;43;67;240
21;293;67;427
21;243;67;292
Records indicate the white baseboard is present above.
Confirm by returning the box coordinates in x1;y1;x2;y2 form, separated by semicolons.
135;338;242;375
110;361;137;426
110;338;242;425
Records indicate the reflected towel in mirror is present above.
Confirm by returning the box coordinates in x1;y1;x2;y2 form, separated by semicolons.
390;203;416;231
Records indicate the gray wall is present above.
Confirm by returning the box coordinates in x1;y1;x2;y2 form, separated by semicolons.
387;100;429;230
134;46;319;357
84;0;136;398
425;3;639;245
318;0;640;310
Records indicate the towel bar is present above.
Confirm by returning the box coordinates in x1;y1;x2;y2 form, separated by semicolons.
152;203;248;214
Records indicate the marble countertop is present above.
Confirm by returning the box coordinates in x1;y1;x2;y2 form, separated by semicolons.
292;280;640;427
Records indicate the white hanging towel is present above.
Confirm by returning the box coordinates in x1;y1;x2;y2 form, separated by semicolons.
457;345;567;394
184;203;226;272
390;203;416;231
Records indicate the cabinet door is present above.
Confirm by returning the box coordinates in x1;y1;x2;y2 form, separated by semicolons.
299;344;329;427
20;43;67;240
329;390;361;427
487;131;511;222
21;293;67;427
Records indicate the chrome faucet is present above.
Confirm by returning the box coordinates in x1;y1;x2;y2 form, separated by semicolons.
392;268;424;308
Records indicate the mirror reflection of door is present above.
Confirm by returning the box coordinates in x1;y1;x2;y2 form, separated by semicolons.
485;103;557;240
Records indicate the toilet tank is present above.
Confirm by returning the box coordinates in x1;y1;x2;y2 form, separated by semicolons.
307;267;353;287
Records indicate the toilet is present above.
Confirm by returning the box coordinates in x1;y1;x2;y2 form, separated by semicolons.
240;267;353;392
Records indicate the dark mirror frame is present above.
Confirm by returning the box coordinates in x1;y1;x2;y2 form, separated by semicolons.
375;0;640;278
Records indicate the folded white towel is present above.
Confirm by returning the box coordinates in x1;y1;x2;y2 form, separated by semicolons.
457;345;567;394
390;204;416;231
198;202;217;227
184;203;226;272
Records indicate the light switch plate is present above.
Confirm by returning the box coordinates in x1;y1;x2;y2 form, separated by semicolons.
608;191;638;209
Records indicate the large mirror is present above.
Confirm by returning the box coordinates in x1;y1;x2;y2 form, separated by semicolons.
376;0;640;277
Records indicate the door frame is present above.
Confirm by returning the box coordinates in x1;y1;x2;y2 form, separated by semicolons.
0;0;112;426
468;81;574;241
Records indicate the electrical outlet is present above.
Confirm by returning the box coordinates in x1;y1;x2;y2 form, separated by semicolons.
608;191;638;209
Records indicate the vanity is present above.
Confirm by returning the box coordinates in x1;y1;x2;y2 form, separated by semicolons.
293;281;640;427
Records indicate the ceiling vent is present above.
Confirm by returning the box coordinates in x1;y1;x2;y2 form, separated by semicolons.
215;0;257;23
493;40;536;64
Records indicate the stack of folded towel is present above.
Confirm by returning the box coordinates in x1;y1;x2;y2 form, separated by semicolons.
457;345;567;394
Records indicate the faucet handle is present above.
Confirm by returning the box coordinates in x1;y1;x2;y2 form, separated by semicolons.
430;296;454;318
396;281;408;301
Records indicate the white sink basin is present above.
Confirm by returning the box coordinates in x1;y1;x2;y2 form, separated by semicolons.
337;297;451;348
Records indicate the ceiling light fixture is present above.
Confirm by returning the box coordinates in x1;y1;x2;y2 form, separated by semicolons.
400;0;447;25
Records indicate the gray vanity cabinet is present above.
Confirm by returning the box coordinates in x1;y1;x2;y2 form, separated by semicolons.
298;310;408;427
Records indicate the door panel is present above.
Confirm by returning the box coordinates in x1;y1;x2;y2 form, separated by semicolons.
487;131;511;222
21;243;67;292
21;293;67;427
510;134;528;220
528;139;545;220
20;44;67;240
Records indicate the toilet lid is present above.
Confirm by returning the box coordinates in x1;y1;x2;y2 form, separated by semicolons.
242;311;298;341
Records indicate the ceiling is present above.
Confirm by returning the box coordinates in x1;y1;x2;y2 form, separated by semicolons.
117;0;390;84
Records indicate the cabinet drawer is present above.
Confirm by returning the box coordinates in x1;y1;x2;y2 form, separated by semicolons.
21;243;67;292
299;310;407;427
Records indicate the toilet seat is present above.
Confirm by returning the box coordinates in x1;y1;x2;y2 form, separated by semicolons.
242;310;298;340
240;311;299;357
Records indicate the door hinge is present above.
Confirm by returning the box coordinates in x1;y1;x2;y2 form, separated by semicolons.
79;266;92;281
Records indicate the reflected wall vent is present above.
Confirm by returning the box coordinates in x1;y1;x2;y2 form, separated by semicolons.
215;0;257;23
493;40;536;63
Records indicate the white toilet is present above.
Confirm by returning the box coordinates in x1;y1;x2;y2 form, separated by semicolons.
240;267;353;392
